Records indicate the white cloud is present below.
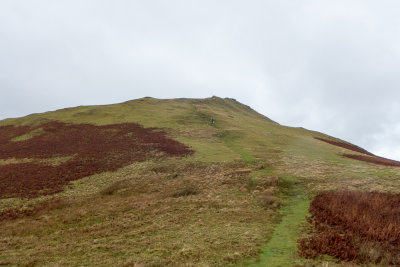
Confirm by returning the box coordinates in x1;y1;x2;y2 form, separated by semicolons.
1;0;400;159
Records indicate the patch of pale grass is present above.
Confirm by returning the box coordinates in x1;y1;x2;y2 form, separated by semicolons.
0;158;33;165
10;127;44;142
0;155;73;166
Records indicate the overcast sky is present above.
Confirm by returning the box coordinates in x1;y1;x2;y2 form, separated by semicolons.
1;0;400;160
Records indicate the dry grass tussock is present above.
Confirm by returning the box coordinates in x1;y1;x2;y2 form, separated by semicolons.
0;160;280;266
249;175;281;210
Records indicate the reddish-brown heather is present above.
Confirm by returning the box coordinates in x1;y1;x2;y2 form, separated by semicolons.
314;137;400;167
343;154;400;167
0;121;193;198
299;191;400;265
314;137;374;156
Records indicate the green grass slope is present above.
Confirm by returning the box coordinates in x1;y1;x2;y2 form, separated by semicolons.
1;96;399;266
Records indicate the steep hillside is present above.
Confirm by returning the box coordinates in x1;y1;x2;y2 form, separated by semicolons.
1;97;400;266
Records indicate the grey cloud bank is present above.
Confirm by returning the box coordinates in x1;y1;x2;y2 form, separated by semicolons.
1;0;400;160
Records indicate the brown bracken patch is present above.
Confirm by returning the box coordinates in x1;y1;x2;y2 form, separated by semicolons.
343;154;400;167
0;121;193;198
299;191;400;265
314;137;374;156
314;137;400;167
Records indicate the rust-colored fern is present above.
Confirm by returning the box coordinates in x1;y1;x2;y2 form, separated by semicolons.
0;121;193;198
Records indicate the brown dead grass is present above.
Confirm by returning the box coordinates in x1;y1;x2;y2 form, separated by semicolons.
0;160;279;266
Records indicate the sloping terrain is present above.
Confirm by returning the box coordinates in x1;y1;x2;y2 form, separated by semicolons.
0;96;400;266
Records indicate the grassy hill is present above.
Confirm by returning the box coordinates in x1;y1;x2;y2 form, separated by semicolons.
1;96;400;266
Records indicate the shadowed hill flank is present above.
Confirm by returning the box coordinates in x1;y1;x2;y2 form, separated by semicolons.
0;121;193;198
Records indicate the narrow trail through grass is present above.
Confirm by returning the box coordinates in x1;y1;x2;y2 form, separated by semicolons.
250;175;310;267
219;130;255;164
253;196;309;266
